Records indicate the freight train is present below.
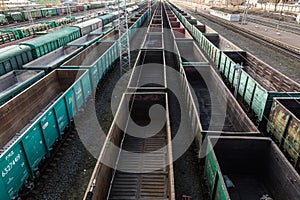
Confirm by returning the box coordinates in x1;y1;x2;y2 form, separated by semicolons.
0;16;76;46
168;1;300;173
0;9;128;76
0;1;117;25
0;6;149;200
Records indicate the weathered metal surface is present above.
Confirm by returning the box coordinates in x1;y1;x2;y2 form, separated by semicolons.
128;50;166;90
84;93;175;200
267;98;300;169
204;34;241;51
205;136;300;200
23;46;83;72
142;33;163;49
176;40;207;63
0;70;45;105
172;28;192;39
0;69;90;200
61;42;117;90
148;24;162;33
67;34;102;47
169;3;300;124
221;51;300;122
183;65;258;133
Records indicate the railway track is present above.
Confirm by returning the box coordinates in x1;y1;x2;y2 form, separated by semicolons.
177;4;300;61
247;15;300;35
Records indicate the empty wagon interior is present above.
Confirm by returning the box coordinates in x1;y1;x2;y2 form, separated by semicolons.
142;33;163;49
68;34;101;45
0;70;42;93
205;34;241;51
0;70;85;149
62;42;114;66
149;24;162;32
23;46;82;68
176;40;207;63
101;30;125;40
172;28;192;39
87;93;174;200
277;98;300;119
183;65;257;132
211;137;300;200
224;52;300;92
129;50;165;88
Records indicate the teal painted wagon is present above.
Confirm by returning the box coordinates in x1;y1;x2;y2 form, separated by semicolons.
0;69;91;200
204;136;300;200
23;46;83;73
0;45;33;76
19;27;81;59
0;70;44;105
61;41;118;91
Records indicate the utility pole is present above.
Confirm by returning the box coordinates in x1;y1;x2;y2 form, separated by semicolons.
242;0;251;24
118;0;131;77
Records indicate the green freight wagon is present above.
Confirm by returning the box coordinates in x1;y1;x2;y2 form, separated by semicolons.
204;136;300;200
218;51;300;124
19;27;81;59
0;70;44;105
22;10;42;20
0;45;33;76
169;4;300;125
267;97;300;170
23;46;83;72
9;12;24;21
99;13;117;26
0;31;16;45
0;69;91;200
61;41;118;90
41;8;58;17
0;14;7;24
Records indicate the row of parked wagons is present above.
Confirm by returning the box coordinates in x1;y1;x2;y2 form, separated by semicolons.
169;1;300;171
0;5;149;200
164;2;300;200
0;1;117;25
0;16;76;46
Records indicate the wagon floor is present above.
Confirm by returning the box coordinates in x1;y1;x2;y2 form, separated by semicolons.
227;174;272;200
108;131;170;199
184;66;235;132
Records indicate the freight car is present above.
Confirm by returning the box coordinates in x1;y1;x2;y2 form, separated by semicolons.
205;136;300;200
0;69;91;200
19;26;81;59
0;45;33;76
165;11;259;156
167;2;300;172
267;97;300;170
0;16;76;46
0;8;149;199
23;46;83;72
0;6;144;77
84;93;175;200
41;8;58;17
72;18;102;36
21;10;43;20
0;14;8;24
61;9;149;90
0;70;44;105
168;3;300;126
